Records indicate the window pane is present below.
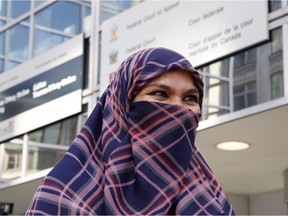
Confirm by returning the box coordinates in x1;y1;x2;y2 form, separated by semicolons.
0;19;6;28
0;59;4;73
0;138;23;180
35;1;81;34
247;92;257;107
10;0;31;18
206;106;230;119
209;59;229;77
269;0;281;12
0;32;4;55
29;115;78;146
233;81;257;111
7;60;20;70
27;146;66;175
271;28;282;53
271;73;284;99
8;24;29;60
205;77;229;107
247;48;257;63
85;6;91;16
33;29;69;57
233;95;245;111
234;52;245;68
0;1;7;17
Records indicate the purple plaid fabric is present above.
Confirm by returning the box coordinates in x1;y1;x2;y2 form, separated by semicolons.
26;47;235;215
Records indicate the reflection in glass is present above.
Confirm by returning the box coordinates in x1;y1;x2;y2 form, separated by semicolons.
27;145;66;175
271;72;284;99
0;20;6;28
0;32;4;55
29;115;78;146
233;82;257;111
0;1;7;17
33;29;69;56
0;59;4;73
35;1;81;34
8;24;29;60
268;0;281;12
7;60;20;70
0;138;23;180
234;48;256;68
208;59;229;77
27;115;79;174
271;28;282;53
205;77;229;107
10;0;31;18
205;106;229;120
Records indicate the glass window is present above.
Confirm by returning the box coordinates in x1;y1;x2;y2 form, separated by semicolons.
233;81;257;111
0;19;6;28
85;6;91;16
0;32;4;55
271;27;282;53
208;59;229;77
0;58;4;73
29;115;78;146
0;1;7;17
10;0;31;18
33;29;69;57
234;48;256;68
205;106;230;119
35;1;81;35
271;72;284;99
27;145;66;174
268;0;282;12
27;115;81;175
8;24;29;60
0;138;23;180
205;77;229;107
7;60;20;70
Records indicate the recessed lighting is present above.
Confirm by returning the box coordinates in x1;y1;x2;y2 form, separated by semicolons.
216;141;250;151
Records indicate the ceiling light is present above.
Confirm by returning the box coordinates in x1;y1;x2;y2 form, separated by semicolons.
216;141;250;151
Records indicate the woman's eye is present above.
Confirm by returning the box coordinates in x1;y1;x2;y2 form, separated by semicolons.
149;91;167;98
184;95;198;103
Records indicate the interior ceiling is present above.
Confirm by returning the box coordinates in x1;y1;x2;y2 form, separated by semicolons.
196;100;288;196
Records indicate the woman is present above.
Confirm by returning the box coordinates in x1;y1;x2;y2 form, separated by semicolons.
26;47;235;215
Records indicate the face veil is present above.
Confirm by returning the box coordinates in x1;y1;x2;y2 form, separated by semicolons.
26;47;235;215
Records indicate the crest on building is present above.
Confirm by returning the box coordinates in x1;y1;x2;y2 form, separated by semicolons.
110;24;118;42
109;50;118;65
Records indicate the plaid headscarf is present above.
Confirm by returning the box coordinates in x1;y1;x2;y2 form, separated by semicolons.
26;47;235;215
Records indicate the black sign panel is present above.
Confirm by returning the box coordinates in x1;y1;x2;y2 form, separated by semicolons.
0;56;82;121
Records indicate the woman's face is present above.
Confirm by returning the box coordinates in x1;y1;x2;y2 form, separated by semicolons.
133;70;200;114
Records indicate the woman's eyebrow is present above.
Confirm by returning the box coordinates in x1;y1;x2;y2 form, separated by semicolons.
186;88;199;94
144;83;170;90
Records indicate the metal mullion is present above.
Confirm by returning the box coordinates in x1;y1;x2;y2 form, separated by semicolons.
0;143;5;178
282;23;288;97
229;56;234;113
34;25;75;38
21;134;28;177
28;141;69;151
28;0;37;59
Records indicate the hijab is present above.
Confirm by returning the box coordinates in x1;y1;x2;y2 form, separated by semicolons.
26;47;235;215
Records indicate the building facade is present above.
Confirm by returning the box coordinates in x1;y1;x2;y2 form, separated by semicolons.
0;0;287;214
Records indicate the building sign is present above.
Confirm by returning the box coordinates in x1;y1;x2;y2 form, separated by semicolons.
100;1;268;92
0;34;83;142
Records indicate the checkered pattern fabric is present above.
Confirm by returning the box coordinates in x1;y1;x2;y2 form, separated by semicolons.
26;47;235;215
